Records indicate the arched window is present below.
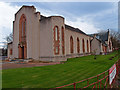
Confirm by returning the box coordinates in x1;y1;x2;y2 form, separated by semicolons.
77;37;80;53
70;36;74;53
19;14;27;59
102;44;104;52
53;26;60;55
55;27;58;41
87;40;89;53
109;41;111;50
10;49;12;55
82;39;85;53
61;27;65;55
19;14;26;42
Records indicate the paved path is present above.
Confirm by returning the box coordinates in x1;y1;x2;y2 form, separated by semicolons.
1;62;60;70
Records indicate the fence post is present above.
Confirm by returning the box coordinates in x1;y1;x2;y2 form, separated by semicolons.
108;70;111;88
87;79;89;86
97;75;99;89
100;81;101;89
94;83;96;89
104;72;105;79
116;61;118;76
73;83;76;90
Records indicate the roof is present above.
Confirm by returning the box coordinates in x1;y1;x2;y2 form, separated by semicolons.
15;5;35;16
15;5;88;36
90;30;109;42
40;15;47;20
90;30;109;46
40;15;64;21
65;24;86;35
8;42;13;45
90;37;107;46
40;16;87;36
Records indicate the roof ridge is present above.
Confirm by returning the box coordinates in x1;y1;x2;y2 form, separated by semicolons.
65;24;86;35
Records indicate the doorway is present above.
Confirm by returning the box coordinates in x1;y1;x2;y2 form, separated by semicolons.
21;46;24;59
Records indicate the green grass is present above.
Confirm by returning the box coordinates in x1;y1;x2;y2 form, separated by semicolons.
2;51;119;88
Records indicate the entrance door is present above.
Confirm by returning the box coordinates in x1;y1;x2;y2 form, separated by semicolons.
21;46;24;59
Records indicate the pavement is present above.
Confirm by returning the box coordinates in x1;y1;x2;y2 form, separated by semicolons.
1;61;60;70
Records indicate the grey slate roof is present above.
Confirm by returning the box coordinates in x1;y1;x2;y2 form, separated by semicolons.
89;31;109;41
96;31;109;42
65;24;86;35
89;30;109;46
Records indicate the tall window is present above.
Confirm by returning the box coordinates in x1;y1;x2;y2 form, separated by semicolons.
22;22;24;37
87;40;89;53
70;36;74;53
19;14;26;42
19;14;27;59
102;45;104;52
55;46;59;54
82;39;85;53
62;27;65;55
109;41;111;50
55;27;58;41
77;37;80;53
53;26;60;55
10;49;12;55
25;21;26;36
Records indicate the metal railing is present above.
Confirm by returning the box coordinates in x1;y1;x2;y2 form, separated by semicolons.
50;53;120;89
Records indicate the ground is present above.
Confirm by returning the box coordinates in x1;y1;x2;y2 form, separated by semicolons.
1;62;60;70
2;51;119;88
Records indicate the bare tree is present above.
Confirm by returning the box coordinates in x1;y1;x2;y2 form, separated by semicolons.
1;33;13;56
6;33;13;43
3;33;13;49
98;30;120;49
110;31;120;48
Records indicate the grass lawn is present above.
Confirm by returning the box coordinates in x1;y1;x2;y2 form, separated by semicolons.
2;51;119;88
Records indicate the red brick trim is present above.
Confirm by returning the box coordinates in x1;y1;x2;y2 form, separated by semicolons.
19;14;27;59
82;39;85;53
70;36;74;53
61;26;65;55
87;40;89;53
109;41;111;50
77;37;80;53
102;44;104;52
10;49;12;55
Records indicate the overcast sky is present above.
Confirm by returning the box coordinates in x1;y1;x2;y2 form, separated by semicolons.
0;1;118;48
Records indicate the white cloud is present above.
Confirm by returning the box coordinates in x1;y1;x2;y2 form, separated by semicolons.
65;17;99;34
0;1;117;47
0;2;101;47
0;2;20;43
65;2;117;34
2;0;119;2
36;7;100;34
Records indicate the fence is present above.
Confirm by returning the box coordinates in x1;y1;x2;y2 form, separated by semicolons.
50;53;120;89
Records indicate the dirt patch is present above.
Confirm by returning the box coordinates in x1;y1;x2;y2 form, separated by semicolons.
1;62;60;70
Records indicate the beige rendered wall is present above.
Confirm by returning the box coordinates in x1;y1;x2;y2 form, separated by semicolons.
51;16;65;56
39;17;53;58
7;43;13;59
12;6;92;61
107;36;113;52
91;38;101;55
65;28;91;56
13;6;40;60
38;16;66;61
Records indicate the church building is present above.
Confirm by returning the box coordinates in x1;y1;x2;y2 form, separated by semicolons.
8;5;91;62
